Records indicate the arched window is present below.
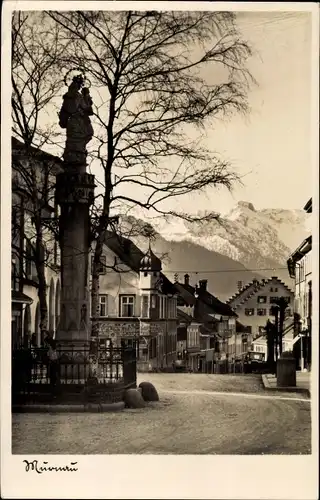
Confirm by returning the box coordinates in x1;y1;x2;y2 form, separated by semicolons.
49;278;55;334
55;280;61;332
35;302;40;346
23;304;31;346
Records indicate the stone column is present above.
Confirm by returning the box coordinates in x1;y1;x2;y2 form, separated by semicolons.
55;167;95;344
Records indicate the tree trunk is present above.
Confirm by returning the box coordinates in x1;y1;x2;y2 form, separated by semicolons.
35;223;48;345
266;322;275;373
91;235;104;340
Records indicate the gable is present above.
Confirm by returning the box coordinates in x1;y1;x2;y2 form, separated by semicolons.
228;277;293;310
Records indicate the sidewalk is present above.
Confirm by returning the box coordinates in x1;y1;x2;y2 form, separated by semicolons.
262;371;310;396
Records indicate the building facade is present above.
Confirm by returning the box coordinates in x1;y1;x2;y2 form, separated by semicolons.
175;274;238;371
287;198;312;370
11;138;61;347
92;234;178;371
227;277;294;348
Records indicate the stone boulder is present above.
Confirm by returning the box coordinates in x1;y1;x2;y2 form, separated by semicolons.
139;381;159;402
124;388;146;408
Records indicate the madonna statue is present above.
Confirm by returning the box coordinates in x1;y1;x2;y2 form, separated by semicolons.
59;75;94;166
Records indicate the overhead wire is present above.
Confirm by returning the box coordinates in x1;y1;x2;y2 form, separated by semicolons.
158;267;289;275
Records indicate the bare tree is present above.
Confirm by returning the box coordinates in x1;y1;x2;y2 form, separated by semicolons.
11;12;64;339
45;10;254;338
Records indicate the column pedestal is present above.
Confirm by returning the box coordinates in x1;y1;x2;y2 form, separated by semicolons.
55;167;95;380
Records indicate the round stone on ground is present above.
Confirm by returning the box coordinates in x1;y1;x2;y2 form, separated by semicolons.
139;381;159;402
124;388;146;408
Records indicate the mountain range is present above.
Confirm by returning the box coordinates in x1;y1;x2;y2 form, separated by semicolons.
119;201;309;301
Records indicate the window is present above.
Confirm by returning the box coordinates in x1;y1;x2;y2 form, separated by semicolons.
270;297;279;304
99;295;108;317
274;287;278;292
300;261;305;282
257;296;267;304
245;308;254;316
167;298;176;318
91;255;106;274
141;295;149;318
257;308;266;316
122;338;136;349
159;296;166;319
151;295;157;309
25;241;33;278
149;337;157;359
270;287;273;292
99;338;111;348
120;295;135;317
258;326;265;334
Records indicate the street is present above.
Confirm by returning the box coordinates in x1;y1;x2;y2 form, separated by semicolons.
12;374;311;455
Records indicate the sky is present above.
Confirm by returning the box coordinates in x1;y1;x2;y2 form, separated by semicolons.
166;11;313;216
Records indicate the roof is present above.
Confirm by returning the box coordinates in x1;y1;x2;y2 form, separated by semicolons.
104;231;176;295
177;308;194;323
303;198;312;213
252;335;267;344
11;290;33;304
12;137;63;171
175;281;236;318
140;246;162;271
175;282;196;307
227;278;264;305
227;276;294;308
287;235;312;271
236;320;249;333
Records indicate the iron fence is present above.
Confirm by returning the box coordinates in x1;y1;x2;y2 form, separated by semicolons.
12;342;136;406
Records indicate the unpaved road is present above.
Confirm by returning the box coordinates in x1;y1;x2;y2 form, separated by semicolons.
12;374;311;454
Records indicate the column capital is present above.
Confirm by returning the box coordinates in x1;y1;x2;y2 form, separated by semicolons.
56;172;95;206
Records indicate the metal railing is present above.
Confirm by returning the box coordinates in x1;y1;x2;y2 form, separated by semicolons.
12;342;137;406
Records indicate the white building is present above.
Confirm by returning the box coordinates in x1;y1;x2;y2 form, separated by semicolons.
287;198;312;370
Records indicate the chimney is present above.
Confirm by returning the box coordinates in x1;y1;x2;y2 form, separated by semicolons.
184;274;190;286
199;279;207;291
